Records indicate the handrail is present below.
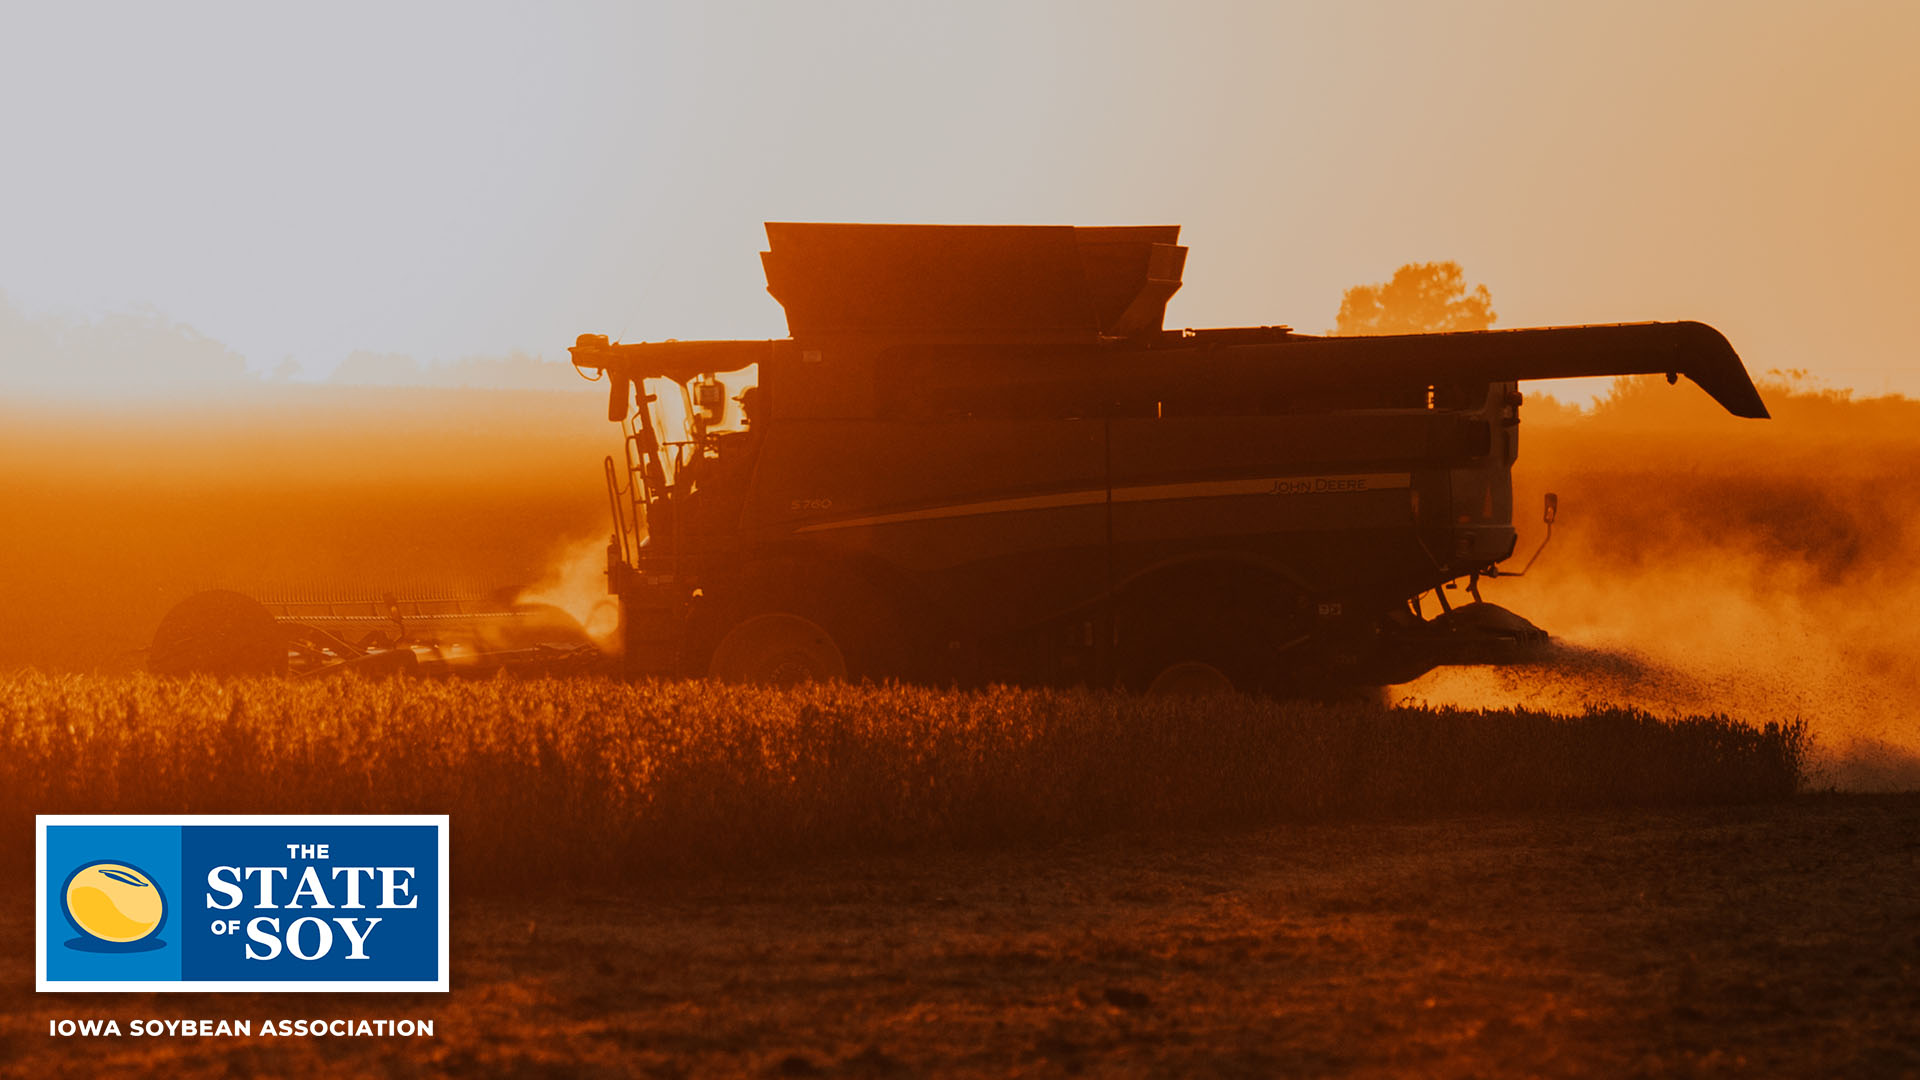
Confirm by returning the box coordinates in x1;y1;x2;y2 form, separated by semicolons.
603;455;633;567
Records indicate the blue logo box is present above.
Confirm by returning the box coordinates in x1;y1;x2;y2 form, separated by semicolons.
37;815;448;992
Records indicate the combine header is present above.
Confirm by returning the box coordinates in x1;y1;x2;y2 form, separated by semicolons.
147;588;596;678
566;223;1768;693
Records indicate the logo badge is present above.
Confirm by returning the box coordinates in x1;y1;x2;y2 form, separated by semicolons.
37;815;448;992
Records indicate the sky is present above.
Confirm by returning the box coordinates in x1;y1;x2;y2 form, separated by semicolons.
1;1;1915;399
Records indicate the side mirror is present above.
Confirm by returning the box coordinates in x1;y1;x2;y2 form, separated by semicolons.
607;373;632;423
1543;492;1558;525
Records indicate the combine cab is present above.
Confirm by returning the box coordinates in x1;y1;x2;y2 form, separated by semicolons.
570;223;1768;693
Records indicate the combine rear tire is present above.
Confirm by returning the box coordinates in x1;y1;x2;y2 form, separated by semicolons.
148;590;287;677
1115;566;1308;696
707;613;848;686
1144;660;1237;697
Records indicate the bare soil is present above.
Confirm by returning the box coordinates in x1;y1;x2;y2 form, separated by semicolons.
6;794;1917;1078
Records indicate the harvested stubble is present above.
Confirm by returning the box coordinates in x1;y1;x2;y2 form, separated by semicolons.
0;673;1805;890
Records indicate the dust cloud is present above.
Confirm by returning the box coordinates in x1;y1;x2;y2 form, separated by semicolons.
1398;376;1920;790
515;534;624;654
5;372;1915;793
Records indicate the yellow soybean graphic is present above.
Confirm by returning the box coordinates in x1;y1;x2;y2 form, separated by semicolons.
65;863;164;943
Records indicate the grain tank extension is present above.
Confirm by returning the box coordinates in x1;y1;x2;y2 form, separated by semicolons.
573;223;1767;693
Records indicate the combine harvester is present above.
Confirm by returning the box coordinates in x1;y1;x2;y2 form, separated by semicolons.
152;223;1768;690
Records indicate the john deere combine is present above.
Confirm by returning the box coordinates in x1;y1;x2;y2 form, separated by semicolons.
151;223;1767;690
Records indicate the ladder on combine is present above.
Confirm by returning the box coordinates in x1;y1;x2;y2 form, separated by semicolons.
603;386;689;677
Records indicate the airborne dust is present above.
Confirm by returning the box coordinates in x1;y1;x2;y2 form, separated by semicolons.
1400;377;1920;790
2;375;1914;789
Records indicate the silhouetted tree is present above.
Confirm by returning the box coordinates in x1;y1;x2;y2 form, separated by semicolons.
1335;262;1495;335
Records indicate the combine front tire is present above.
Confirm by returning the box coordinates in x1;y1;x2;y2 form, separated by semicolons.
706;613;848;686
148;590;287;676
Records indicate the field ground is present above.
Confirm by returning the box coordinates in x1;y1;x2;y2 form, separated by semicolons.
7;793;1917;1078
